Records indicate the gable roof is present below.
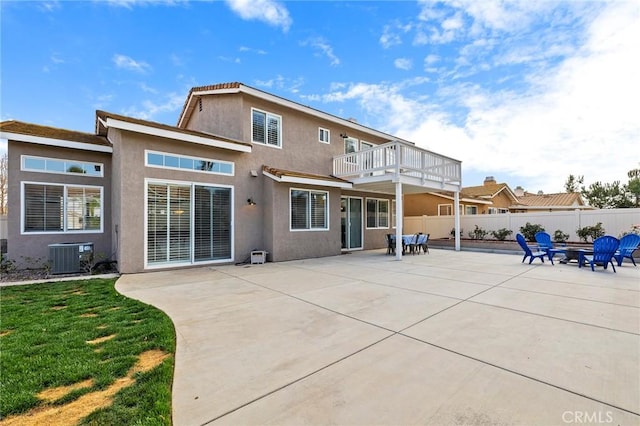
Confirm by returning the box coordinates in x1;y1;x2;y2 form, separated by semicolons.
96;110;252;153
517;191;589;208
0;120;111;152
461;182;519;202
177;82;412;144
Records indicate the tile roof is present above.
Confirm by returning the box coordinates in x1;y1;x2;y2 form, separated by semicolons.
95;110;251;147
461;182;512;198
177;82;242;127
263;165;352;184
518;192;586;207
0;120;110;147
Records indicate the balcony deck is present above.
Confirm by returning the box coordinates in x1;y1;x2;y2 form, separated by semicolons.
333;140;462;193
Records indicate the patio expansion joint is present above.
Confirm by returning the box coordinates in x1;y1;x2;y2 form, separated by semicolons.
398;333;640;418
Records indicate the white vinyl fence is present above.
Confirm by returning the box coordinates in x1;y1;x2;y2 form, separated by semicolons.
405;208;640;241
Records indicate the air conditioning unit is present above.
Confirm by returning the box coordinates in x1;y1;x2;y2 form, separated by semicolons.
48;242;94;274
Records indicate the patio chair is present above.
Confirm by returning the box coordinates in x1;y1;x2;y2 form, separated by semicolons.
613;233;640;267
535;231;553;252
385;234;395;255
516;233;551;264
420;233;430;254
579;235;619;272
406;233;421;255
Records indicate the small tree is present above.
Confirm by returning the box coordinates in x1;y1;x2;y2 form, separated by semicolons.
520;222;545;242
468;225;488;240
576;222;605;242
491;228;513;241
553;229;569;243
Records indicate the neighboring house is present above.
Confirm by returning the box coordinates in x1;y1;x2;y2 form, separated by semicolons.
405;176;517;216
2;82;462;273
405;176;593;217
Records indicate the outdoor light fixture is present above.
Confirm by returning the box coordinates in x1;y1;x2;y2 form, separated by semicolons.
247;198;256;206
340;133;349;138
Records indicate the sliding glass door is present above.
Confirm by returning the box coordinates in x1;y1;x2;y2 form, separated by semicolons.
147;182;232;266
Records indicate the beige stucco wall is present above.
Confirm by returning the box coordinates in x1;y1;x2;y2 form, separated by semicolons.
7;141;112;269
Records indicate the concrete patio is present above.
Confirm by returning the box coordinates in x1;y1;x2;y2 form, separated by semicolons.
115;249;640;426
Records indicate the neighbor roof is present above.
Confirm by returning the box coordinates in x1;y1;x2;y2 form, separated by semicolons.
0;120;111;148
462;182;519;202
517;192;588;208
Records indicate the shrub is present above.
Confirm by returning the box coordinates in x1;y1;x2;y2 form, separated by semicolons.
468;225;488;240
620;224;640;238
520;222;545;242
491;228;513;241
576;222;605;242
450;227;463;238
553;230;570;243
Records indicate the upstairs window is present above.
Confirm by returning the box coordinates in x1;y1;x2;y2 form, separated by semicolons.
252;108;281;147
319;127;330;144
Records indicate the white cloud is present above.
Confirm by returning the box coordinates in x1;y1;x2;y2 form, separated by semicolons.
302;37;340;66
121;92;184;121
225;0;291;32
394;58;413;71
379;25;402;49
319;2;639;192
112;54;151;73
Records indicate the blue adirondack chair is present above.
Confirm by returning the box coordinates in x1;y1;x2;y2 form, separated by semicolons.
535;231;553;252
613;233;640;266
579;235;619;272
517;234;551;264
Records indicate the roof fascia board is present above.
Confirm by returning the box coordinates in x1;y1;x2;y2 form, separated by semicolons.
0;131;112;153
425;192;493;204
263;170;352;189
105;117;251;153
190;84;405;143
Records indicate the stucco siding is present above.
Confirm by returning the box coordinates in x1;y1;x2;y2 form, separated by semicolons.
7;141;112;269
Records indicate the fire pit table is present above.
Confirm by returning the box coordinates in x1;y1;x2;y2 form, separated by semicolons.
549;246;593;264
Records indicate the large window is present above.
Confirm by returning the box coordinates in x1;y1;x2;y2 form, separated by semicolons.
146;182;232;266
290;189;328;231
146;151;233;176
252;108;281;147
21;155;103;177
23;183;102;233
465;205;478;215
366;198;389;228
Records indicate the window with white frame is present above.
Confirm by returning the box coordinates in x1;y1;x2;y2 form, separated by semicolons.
488;207;509;214
290;189;328;230
23;182;102;233
465;205;478;215
252;108;281;147
21;155;103;177
146;150;234;175
319;127;330;144
438;204;453;216
366;198;389;228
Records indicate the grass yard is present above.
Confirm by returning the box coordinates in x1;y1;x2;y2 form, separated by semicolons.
0;278;176;425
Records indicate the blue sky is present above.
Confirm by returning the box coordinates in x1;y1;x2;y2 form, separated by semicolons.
1;0;638;193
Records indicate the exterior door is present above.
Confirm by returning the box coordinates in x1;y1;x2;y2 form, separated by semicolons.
341;196;362;250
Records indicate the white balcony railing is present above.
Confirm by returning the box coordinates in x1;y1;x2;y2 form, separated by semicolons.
333;140;461;188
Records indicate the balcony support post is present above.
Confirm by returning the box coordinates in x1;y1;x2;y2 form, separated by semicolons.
454;191;461;251
395;181;403;260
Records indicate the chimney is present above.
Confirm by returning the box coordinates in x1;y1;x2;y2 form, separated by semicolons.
514;186;525;197
483;176;496;186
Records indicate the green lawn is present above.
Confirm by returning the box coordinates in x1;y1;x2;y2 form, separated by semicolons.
0;278;176;425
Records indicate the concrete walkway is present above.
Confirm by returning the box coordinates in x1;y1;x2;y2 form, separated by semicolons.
115;249;640;426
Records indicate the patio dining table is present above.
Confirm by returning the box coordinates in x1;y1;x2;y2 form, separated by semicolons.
389;234;428;254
